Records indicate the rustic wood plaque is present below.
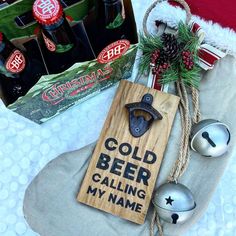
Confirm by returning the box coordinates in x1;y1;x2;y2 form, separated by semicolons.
77;80;180;224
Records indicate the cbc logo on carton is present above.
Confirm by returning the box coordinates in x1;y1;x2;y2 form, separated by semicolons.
98;40;130;64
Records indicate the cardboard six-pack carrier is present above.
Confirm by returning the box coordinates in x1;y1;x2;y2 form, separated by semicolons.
0;0;138;124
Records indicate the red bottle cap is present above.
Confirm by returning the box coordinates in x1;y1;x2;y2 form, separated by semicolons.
33;0;63;26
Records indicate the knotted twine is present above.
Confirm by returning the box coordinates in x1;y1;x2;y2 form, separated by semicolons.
142;0;201;235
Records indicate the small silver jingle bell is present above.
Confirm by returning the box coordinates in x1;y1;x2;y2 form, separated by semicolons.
153;182;196;224
190;119;230;158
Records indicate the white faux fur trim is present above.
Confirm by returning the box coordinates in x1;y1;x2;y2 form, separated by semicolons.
146;2;236;57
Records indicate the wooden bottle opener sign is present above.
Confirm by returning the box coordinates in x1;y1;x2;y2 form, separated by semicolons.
77;80;179;224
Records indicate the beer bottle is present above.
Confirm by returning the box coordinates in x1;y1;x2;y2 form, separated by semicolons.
33;0;95;74
0;32;46;105
85;0;137;55
33;0;76;54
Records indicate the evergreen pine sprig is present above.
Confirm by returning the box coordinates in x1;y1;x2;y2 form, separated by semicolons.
180;64;201;87
178;22;199;54
138;33;162;74
138;21;201;88
161;65;179;84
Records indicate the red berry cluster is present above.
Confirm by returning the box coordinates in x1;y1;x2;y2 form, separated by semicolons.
182;50;194;70
150;50;170;75
150;49;160;67
152;63;170;75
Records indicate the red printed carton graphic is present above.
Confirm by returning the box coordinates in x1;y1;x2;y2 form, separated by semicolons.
5;50;26;73
42;65;113;105
8;44;137;124
98;40;130;64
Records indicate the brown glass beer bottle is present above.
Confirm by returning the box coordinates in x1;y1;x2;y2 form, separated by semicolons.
86;0;137;55
33;0;76;54
33;0;95;73
0;32;46;105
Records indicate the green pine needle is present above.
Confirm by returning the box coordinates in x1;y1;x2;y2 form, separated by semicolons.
178;21;199;53
139;53;151;75
160;66;179;85
180;65;201;88
139;33;162;49
138;33;163;74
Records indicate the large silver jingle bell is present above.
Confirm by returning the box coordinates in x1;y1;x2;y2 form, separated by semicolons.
190;119;230;157
153;182;196;224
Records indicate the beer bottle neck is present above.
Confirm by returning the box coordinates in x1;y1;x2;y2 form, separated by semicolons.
0;37;17;60
102;0;125;29
42;17;64;31
0;42;5;53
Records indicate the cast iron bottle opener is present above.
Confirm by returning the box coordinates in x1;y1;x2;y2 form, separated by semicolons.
125;93;163;138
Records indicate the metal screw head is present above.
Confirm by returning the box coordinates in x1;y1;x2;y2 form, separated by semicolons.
142;93;153;104
135;127;140;133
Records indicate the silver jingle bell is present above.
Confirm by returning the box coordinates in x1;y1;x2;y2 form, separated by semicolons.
153;182;196;224
190;119;230;158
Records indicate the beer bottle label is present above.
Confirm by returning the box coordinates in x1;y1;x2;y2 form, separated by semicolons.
106;0;125;29
42;32;74;53
42;32;57;52
5;49;26;74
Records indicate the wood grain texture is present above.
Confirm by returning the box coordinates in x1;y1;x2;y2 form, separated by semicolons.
77;80;180;224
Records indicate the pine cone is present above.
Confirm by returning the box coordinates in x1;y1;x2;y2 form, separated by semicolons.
161;33;176;45
158;51;169;65
152;50;170;75
161;33;179;60
150;33;178;69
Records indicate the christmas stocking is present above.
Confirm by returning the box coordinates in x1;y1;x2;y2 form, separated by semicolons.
24;54;236;236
